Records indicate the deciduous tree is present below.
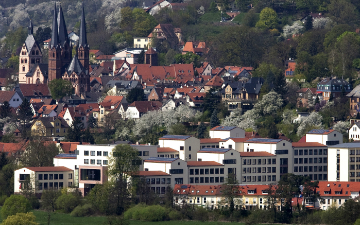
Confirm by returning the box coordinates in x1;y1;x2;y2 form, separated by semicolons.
20;140;59;167
256;7;278;30
48;79;73;100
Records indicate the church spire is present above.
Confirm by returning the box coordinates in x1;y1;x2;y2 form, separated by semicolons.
57;3;69;47
50;3;59;49
78;2;87;47
28;19;33;35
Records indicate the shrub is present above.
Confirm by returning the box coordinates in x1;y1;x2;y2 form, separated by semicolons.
124;204;145;220
140;205;167;221
169;210;181;220
193;206;209;222
28;196;40;209
2;212;37;225
56;193;80;213
70;204;94;217
1;195;31;219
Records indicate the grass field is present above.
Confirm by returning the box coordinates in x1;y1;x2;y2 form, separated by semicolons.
0;209;243;225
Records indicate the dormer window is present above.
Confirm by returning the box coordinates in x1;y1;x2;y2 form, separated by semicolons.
248;190;255;194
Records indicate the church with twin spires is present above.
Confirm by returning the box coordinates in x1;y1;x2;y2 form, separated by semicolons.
19;3;90;97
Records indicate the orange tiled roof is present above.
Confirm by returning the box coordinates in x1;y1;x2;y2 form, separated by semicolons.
318;181;360;197
24;166;73;172
200;138;223;144
157;147;178;153
205;75;223;87
292;142;327;147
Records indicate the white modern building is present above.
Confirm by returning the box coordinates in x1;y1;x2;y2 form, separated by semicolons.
209;126;245;139
158;135;200;161
328;143;360;182
306;129;343;146
14;167;74;195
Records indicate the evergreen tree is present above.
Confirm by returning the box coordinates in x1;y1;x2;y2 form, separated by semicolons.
83;127;94;144
274;73;287;97
209;1;218;13
315;95;320;104
0;101;11;118
18;99;33;136
197;121;207;138
138;50;145;64
210;109;220;128
66;118;84;142
305;15;313;31
87;116;97;128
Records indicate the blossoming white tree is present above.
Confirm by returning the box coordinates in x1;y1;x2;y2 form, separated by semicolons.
297;112;323;136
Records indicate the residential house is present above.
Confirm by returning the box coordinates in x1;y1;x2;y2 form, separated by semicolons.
222;77;263;111
296;88;318;108
224;66;253;79
0;91;23;108
95;96;127;124
61;107;88;128
209;126;245;139
161;99;188;111
196;62;213;76
186;92;206;107
16;84;51;100
347;84;360;116
96;55;114;64
125;101;162;119
317;78;351;101
0;141;28;158
14;167;74;195
349;122;360;141
31;117;69;138
182;41;207;56
133;37;150;48
204;76;223;92
106;80;142;96
148;87;164;101
147;24;181;48
37;105;58;117
306;129;342;146
174;87;195;99
285;60;296;81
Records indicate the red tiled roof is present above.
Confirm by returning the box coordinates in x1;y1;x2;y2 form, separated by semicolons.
89;50;100;54
0;91;16;103
240;152;275;157
38;105;57;115
173;184;221;195
205;75;223;86
298;136;306;142
19;84;50;97
0;141;28;154
200;138;223;144
96;55;114;60
135;171;170;176
187;161;223;167
318;181;360;197
292;142;327;147
129;101;162;113
30;98;44;103
157;147;178;153
187;92;206;103
24;166;73;172
60;142;90;153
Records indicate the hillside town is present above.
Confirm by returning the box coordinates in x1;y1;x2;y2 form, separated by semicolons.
1;0;360;224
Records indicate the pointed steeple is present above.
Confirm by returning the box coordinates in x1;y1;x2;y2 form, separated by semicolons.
68;55;84;75
28;19;33;35
50;3;59;49
78;2;87;48
57;3;69;47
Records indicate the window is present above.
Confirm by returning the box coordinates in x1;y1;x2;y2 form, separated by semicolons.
91;159;95;164
44;174;48;180
39;174;43;180
54;174;58;180
223;159;236;164
180;146;184;150
68;173;72;179
97;151;102;156
103;151;108;156
189;146;191;151
59;174;63;179
188;154;191;159
91;151;95;156
97;160;101;165
84;151;89;156
49;174;53;180
103;160;108;165
84;159;89;164
143;151;149;156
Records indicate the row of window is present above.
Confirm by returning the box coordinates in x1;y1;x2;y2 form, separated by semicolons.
190;176;225;183
349;157;360;162
242;175;276;182
84;151;108;156
294;149;327;156
38;182;68;190
294;166;327;172
294;157;327;164
145;178;171;185
84;159;108;165
189;168;224;175
242;158;276;165
158;154;179;158
38;173;71;180
242;167;276;174
201;145;220;148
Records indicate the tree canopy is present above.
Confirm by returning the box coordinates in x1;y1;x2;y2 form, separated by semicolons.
48;79;73;100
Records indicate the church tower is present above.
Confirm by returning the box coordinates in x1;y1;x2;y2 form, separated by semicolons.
19;19;43;84
77;3;89;72
57;4;72;67
48;3;62;82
